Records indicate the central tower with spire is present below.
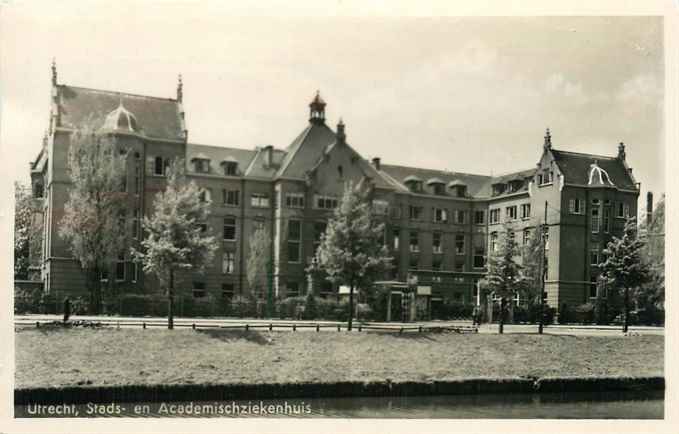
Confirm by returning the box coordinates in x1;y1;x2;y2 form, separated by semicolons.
309;91;326;125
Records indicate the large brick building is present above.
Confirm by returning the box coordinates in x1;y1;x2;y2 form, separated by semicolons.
29;66;640;314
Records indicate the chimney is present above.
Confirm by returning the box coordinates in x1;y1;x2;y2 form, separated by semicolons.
177;74;183;103
543;128;552;150
263;145;273;168
337;118;346;145
647;191;653;224
51;58;57;86
618;142;626;161
372;157;381;171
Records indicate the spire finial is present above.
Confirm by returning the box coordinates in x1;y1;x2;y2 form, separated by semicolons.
309;90;326;125
618;141;626;160
337;117;346;145
177;74;183;103
51;58;57;86
544;127;552;149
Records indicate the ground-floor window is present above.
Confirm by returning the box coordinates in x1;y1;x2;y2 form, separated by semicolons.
222;283;234;299
287;282;300;297
193;281;207;298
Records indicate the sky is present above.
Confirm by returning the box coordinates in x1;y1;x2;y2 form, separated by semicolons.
0;5;665;207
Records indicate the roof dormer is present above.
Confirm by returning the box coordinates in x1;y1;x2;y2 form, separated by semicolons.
190;153;211;173
426;177;446;195
588;160;615;187
403;175;423;192
101;99;140;133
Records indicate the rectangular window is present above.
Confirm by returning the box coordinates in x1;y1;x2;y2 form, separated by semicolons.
474;210;485;225
409;255;418;269
455;234;465;255
505;206;517;221
313;222;326;254
224;162;238;176
589;278;598;298
603;207;611;233
521;203;531;219
523;229;530;246
287;282;300;297
544;229;550;250
591;207;600;233
131;262;139;283
154;156;166;176
489;209;500;224
223;189;240;206
569;198;583;214
617;202;624;218
623;203;630;218
392;228;400;251
251;193;270;208
223;217;237;241
199;188;212;203
590;249;600;266
134;165;141;194
286;193;305;209
288;219;301;263
222;252;235;274
409;231;419;253
372;199;389;215
432;232;442;254
314;195;338;209
433;208;447;223
115;253;126;281
432;257;443;271
473;247;485;268
193;281;206;298
490;232;498;252
100;268;109;282
409;205;423;220
222;283;235;299
132;209;139;239
455;210;467;224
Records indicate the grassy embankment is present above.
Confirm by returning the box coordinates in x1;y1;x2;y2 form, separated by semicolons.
15;328;663;389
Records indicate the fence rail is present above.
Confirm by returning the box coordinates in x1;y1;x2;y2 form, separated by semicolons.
14;318;478;334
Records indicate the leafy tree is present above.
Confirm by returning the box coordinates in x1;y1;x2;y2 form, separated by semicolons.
14;182;43;279
131;160;217;329
303;291;318;320
520;228;543;306
58;130;128;313
486;226;525;334
308;180;392;331
639;195;664;310
600;217;651;332
246;225;271;309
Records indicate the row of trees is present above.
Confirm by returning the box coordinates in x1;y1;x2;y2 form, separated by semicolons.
16;126;664;332
485;207;663;333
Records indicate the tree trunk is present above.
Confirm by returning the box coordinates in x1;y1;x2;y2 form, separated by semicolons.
499;297;505;334
623;286;630;333
168;269;175;330
348;281;355;331
86;267;100;315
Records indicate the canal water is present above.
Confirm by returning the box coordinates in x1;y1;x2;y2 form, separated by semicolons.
15;390;663;418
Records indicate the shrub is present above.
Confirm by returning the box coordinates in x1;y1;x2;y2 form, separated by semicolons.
230;295;258;318
356;303;373;321
558;303;574;324
574;303;595;324
303;292;318;320
636;306;664;326
14;286;42;314
277;296;306;319
317;297;340;320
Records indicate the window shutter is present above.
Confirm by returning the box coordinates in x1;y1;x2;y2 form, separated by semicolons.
569;199;575;213
146;156;154;175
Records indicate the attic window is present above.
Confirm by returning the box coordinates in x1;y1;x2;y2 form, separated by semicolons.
194;159;210;173
404;176;423;193
492;184;505;196
224;162;238;176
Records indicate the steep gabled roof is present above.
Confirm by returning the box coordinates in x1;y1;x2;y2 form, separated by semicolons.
551;149;636;190
185;143;256;176
276;123;336;178
245;147;288;178
379;164;492;197
56;85;185;141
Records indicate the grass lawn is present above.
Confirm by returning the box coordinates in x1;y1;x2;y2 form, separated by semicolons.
15;328;663;389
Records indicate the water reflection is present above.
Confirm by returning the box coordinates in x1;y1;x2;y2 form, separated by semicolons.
15;390;663;419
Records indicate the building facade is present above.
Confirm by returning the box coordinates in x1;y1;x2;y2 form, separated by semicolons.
29;66;640;314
